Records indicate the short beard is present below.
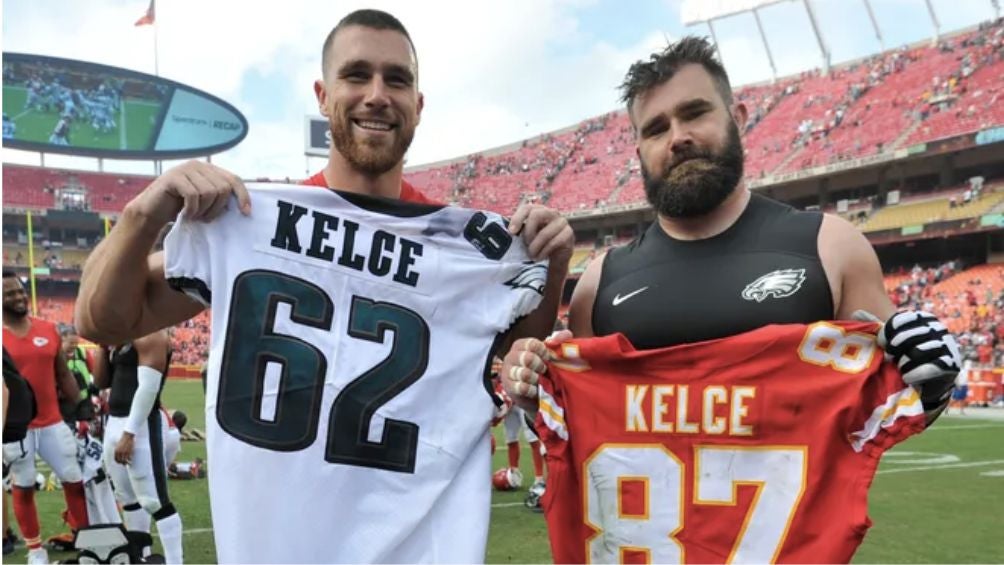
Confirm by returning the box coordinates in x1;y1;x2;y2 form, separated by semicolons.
3;306;27;319
641;121;744;218
329;103;414;176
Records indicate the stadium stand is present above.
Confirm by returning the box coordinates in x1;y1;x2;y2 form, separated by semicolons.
860;182;1004;232
886;262;1004;366
3;23;1000;220
1;164;151;212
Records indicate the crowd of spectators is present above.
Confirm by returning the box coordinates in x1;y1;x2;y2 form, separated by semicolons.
10;258;1002;373
888;261;1004;367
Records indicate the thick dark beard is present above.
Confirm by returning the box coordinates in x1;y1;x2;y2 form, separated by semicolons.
3;305;27;319
641;121;744;218
329;105;414;176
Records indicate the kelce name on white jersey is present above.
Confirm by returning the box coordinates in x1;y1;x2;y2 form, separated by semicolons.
269;199;424;287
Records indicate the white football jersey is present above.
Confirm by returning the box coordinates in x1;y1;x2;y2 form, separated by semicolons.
163;184;547;564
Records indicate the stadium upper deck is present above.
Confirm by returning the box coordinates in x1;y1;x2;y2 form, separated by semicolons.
4;21;1001;218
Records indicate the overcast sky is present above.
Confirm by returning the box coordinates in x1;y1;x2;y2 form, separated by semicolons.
2;0;998;179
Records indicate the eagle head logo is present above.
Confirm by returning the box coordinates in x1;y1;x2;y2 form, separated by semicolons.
505;262;547;295
741;269;806;303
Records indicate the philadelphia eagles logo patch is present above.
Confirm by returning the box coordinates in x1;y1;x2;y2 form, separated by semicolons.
505;263;547;295
741;268;806;303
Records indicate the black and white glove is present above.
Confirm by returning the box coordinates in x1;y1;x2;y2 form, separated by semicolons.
876;310;962;386
855;310;961;418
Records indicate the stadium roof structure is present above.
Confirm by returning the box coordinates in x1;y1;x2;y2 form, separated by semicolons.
680;0;948;79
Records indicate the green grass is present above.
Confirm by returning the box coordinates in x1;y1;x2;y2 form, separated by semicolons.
2;86;161;151
7;381;1004;563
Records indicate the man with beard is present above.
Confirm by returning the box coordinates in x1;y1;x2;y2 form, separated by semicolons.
2;271;90;564
76;7;571;356
498;37;960;559
75;8;573;563
502;36;958;416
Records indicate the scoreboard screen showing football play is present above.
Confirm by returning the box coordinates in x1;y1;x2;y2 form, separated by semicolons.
1;52;247;159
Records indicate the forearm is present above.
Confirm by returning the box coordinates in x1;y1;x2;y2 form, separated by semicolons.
57;369;81;402
93;353;111;390
76;204;165;344
125;366;163;434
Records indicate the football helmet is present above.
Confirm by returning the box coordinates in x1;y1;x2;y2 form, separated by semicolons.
492;467;524;491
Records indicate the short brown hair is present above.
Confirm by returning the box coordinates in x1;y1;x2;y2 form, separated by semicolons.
321;9;417;78
620;36;733;117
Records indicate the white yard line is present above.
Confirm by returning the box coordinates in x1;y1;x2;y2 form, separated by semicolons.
877;459;1004;475
925;424;1004;431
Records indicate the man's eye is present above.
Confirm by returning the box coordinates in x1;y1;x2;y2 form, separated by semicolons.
643;124;667;137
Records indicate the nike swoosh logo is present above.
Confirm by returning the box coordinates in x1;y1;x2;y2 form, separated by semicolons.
612;286;649;306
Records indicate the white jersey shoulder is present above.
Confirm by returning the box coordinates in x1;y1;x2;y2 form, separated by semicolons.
163;183;546;563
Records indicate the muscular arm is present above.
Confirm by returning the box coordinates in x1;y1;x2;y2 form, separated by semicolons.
135;330;170;374
76;209;204;345
93;348;112;390
818;214;895;321
54;347;80;402
567;253;605;338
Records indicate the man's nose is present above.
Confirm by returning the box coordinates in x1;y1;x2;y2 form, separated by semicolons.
363;76;391;110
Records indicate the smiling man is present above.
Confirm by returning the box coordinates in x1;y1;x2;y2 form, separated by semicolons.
76;9;573;564
3;271;90;565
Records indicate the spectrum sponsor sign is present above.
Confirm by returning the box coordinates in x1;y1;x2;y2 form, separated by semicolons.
304;115;330;157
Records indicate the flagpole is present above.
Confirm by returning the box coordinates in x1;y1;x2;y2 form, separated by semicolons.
153;14;160;77
26;211;38;316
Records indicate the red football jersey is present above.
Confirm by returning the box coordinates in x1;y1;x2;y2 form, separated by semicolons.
536;322;925;564
301;170;438;204
3;318;64;428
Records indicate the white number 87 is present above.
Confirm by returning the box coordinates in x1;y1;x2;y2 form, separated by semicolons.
585;444;807;564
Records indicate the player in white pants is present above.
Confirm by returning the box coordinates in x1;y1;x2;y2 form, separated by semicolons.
3;422;83;489
98;330;183;564
77;433;122;525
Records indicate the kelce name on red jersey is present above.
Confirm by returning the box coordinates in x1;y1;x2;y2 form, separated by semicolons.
625;384;756;436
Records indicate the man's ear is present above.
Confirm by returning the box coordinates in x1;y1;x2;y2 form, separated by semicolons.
731;102;748;133
314;79;329;117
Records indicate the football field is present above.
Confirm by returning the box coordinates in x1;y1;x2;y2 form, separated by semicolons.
7;379;1004;563
2;86;161;151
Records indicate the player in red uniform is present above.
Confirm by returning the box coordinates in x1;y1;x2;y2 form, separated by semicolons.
499;37;961;563
2;271;91;564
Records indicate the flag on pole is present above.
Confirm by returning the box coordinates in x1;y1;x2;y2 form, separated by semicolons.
135;0;155;26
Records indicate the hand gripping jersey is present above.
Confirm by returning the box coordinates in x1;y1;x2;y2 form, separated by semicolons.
164;184;546;564
536;322;926;564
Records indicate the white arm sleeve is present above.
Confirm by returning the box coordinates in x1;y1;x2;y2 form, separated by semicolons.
123;366;163;435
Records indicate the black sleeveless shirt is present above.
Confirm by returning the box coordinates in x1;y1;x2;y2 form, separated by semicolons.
593;193;833;349
107;342;171;417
